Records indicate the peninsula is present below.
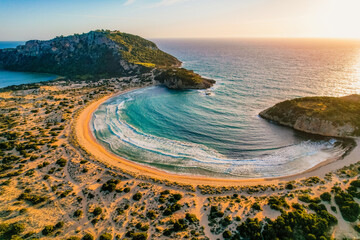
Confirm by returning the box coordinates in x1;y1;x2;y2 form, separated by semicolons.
260;95;360;137
0;30;215;90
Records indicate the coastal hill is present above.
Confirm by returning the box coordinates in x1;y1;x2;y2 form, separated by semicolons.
260;94;360;137
0;30;215;89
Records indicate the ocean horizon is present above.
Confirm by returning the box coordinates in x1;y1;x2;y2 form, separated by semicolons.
89;38;360;178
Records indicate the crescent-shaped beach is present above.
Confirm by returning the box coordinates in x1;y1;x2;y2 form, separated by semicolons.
75;87;360;186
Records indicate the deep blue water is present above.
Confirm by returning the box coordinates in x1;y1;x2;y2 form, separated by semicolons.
0;41;57;89
92;39;360;178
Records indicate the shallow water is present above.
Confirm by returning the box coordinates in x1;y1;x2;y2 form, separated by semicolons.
92;39;360;178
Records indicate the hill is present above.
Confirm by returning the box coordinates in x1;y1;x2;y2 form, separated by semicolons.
0;30;215;89
259;94;360;137
0;30;180;79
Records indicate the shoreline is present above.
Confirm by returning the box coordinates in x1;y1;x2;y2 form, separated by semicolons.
75;86;360;186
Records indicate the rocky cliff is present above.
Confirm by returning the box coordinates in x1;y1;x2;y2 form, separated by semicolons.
259;95;360;137
0;30;215;89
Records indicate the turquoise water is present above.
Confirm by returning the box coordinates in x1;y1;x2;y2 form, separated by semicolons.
0;41;57;89
93;39;360;178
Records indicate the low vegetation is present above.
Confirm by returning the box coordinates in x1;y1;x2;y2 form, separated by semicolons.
260;94;360;136
0;73;359;239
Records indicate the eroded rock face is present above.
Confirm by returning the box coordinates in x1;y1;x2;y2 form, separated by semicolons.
259;95;360;138
293;116;354;137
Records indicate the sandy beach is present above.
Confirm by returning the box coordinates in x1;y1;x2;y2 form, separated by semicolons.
75;87;360;186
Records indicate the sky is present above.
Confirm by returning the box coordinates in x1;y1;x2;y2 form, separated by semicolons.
0;0;360;41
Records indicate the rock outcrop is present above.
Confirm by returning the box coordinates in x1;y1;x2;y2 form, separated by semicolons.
0;30;215;89
259;95;360;138
154;68;215;89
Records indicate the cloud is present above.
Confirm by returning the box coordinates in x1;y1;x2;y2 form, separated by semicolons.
124;0;136;6
154;0;189;7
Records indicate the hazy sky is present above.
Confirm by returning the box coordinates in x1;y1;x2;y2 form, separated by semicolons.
1;0;360;40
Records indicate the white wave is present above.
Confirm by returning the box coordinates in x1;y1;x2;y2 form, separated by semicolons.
92;95;347;178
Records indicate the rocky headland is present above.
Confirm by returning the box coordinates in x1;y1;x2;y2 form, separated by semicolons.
0;30;215;90
154;68;216;89
260;94;360;137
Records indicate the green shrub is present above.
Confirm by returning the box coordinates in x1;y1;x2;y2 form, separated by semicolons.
0;222;26;240
161;190;170;195
67;237;80;240
268;196;289;212
208;206;224;220
60;190;71;198
298;194;321;204
172;193;182;201
307;234;316;240
135;223;149;231
42;225;54;236
320;192;331;202
93;207;102;216
185;213;199;223
146;210;157;220
18;193;47;205
0;141;15;150
101;179;120;192
285;183;294;190
8;222;25;235
56;158;67;167
132;232;148;240
133;192;142;201
74;209;83;218
163;203;182;216
99;233;112;240
350;179;360;188
223;230;232;239
173;219;188;232
0;164;13;173
251;202;262;211
354;224;360;233
54;221;64;229
334;190;360;222
91;219;99;225
220;216;232;227
82;233;94;240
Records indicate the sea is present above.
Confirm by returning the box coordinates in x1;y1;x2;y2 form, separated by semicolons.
1;39;360;178
0;41;57;89
92;38;360;178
